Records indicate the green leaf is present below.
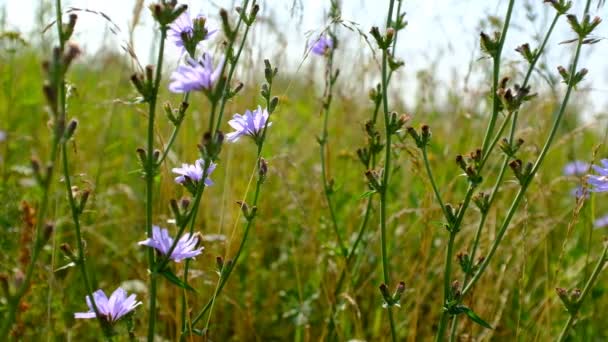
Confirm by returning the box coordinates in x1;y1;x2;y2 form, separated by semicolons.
461;305;493;329
159;268;196;292
359;190;376;199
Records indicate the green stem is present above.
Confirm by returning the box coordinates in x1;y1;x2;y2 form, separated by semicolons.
557;243;608;341
189;172;264;329
0;0;66;337
318;33;347;257
480;0;515;156
156;92;190;166
377;1;398;339
211;0;251;135
435;1;513;338
448;11;561;340
214;7;252;134
422;147;448;217
463;27;588;297
62;144;109;339
146;25;167;342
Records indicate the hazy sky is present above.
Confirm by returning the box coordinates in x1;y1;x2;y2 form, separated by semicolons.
2;0;607;113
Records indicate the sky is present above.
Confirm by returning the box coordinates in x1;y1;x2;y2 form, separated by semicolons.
2;0;607;114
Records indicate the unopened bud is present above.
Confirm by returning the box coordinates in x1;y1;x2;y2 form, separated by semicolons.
259;158;268;179
64;119;78;140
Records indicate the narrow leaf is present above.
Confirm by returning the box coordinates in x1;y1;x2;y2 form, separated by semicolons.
462;306;493;329
160;268;196;292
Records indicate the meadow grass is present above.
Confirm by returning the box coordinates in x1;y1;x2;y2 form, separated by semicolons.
1;0;607;340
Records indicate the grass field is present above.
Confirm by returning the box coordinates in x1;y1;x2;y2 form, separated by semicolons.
1;0;607;341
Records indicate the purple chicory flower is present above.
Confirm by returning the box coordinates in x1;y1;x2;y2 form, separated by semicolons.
74;287;141;322
594;213;608;229
0;130;5;142
168;53;224;93
570;185;589;199
563;160;590;176
587;159;608;192
168;11;217;52
226;106;272;143
138;225;204;262
172;159;216;186
310;35;333;56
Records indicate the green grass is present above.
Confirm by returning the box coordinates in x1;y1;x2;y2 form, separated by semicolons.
1;4;608;341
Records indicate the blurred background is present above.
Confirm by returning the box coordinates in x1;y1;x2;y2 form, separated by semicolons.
1;0;608;340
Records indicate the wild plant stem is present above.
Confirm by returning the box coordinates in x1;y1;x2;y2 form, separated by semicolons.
146;25;167;342
61;144;110;339
422;147;448;217
377;0;398;339
318;26;347;257
189;169;264;329
434;1;513;338
214;0;252;134
0;123;59;341
188;63;274;332
480;0;514;156
448;11;561;339
463;26;588;297
211;0;250;135
557;243;608;341
0;0;67;337
156;92;190;166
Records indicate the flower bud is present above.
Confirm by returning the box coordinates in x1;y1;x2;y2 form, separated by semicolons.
258;158;268;179
60;243;77;262
64;118;78;140
63;42;81;71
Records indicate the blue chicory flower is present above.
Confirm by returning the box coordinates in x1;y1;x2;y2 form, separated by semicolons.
168;54;224;93
0;130;5;142
172;159;216;186
138;225;203;262
594;213;608;229
74;287;141;322
168;11;216;52
587;159;608;192
310;35;333;56
226;106;272;143
570;185;589;199
563;160;589;176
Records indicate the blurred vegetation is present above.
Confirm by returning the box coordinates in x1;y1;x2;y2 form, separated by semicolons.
1;0;608;341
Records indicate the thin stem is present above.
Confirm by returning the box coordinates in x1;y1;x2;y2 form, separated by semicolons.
557;243;608;341
156;92;191;166
214;4;252;134
480;0;515;156
0;142;59;340
318;32;347;257
146;25;167;342
376;0;398;339
422;147;448;218
448;11;561;340
211;0;250;135
463;25;588;297
62;144;109;339
190;171;264;328
0;0;66;337
434;1;512;338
